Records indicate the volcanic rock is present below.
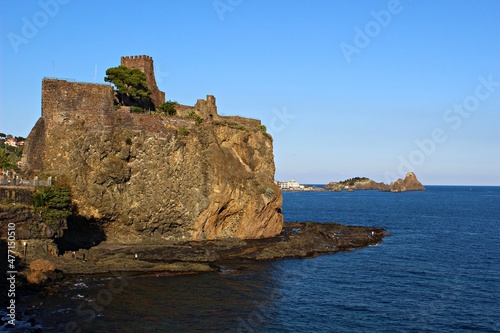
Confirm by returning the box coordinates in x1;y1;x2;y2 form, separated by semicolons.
389;172;426;192
20;78;283;243
26;259;62;285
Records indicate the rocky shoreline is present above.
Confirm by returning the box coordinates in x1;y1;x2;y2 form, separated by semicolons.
0;221;389;332
18;222;389;277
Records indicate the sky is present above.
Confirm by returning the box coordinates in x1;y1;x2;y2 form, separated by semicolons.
1;0;499;185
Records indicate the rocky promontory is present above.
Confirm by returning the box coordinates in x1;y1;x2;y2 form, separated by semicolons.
20;77;283;244
13;222;389;276
325;172;425;192
0;55;392;285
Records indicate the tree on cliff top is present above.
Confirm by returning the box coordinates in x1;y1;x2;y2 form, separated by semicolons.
105;65;153;109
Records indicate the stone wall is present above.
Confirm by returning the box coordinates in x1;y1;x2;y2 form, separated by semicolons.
20;118;46;176
177;96;261;128
222;116;261;128
0;187;34;205
114;106;195;132
194;95;218;118
121;55;165;107
41;78;115;128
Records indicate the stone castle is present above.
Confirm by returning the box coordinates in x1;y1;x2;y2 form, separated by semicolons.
38;55;260;128
22;55;262;175
19;55;283;242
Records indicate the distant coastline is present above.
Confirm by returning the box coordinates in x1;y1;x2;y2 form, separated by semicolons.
277;172;426;193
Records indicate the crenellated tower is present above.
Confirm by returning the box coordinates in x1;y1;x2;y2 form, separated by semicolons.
121;55;165;107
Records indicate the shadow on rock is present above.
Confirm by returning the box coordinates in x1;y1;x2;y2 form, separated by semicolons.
54;215;106;252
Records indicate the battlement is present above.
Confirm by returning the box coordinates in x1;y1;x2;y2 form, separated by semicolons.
121;55;153;61
121;55;165;106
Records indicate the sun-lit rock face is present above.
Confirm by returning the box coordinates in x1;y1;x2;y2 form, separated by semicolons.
390;172;426;192
21;78;283;243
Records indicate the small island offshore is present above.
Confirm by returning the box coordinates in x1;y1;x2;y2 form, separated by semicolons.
0;56;390;326
276;172;425;192
325;172;425;192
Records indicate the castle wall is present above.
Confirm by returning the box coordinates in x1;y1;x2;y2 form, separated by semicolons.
41;79;115;127
175;95;260;128
222;116;261;128
39;71;259;136
121;55;165;107
0;187;34;205
194;95;219;119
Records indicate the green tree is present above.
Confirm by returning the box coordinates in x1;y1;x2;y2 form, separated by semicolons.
32;187;72;224
0;148;20;171
104;65;153;108
0;149;16;170
158;100;178;116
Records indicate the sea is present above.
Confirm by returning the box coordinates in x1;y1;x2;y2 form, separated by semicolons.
4;186;500;332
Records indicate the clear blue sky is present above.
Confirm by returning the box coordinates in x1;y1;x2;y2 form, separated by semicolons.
1;0;499;185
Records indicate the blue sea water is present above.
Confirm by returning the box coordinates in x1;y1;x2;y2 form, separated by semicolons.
9;186;500;332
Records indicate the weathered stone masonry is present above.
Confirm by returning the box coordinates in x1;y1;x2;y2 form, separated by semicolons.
41;79;115;127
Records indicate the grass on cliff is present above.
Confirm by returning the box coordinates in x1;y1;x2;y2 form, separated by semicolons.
178;126;189;136
259;187;275;198
186;110;203;125
213;120;247;131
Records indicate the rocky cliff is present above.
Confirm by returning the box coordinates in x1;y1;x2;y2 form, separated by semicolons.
21;79;283;243
388;172;426;192
325;172;425;192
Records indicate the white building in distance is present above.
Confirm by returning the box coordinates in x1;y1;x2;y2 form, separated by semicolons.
275;180;304;190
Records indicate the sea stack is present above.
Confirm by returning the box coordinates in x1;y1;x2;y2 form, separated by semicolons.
389;172;426;192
